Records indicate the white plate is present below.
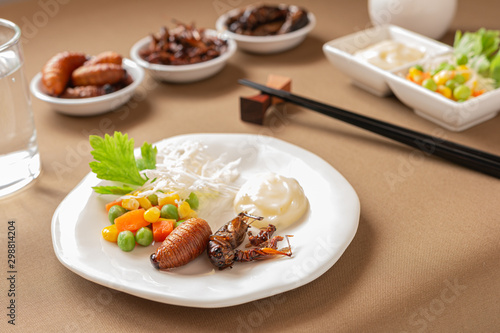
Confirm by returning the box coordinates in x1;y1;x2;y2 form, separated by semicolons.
51;133;360;308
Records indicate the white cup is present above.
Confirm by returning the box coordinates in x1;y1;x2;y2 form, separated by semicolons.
368;0;457;40
0;19;40;197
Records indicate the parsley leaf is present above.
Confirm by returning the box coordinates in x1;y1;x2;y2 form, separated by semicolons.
89;132;157;193
136;142;157;171
91;184;136;195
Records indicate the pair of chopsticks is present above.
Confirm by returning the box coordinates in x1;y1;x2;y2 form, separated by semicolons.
238;79;500;179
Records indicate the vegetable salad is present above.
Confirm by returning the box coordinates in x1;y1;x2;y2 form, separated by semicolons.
406;28;500;101
89;132;239;252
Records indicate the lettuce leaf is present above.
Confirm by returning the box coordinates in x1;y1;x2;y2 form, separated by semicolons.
89;132;157;194
454;28;500;81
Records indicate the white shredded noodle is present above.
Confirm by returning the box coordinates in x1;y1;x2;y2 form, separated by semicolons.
121;140;241;214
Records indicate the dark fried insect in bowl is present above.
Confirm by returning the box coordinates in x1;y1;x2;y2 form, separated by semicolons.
139;23;229;65
225;4;309;36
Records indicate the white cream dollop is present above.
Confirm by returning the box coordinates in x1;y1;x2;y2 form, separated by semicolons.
354;40;424;70
233;173;308;229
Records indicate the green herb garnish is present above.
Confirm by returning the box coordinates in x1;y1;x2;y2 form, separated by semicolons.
89;132;157;194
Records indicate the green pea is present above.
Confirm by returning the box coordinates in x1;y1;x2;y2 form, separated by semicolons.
186;192;199;210
117;231;135;252
456;53;468;65
445;79;457;91
135;227;153;246
453;73;466;84
174;220;185;228
453;85;471;100
161;204;179;220
147;193;158;206
108;205;127;224
422;78;437;92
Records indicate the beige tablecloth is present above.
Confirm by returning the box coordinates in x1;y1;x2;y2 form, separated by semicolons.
1;0;499;332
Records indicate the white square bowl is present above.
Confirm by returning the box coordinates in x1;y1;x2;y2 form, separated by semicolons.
385;64;500;131
322;24;451;96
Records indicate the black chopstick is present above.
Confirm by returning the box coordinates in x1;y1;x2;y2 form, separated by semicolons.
238;79;500;179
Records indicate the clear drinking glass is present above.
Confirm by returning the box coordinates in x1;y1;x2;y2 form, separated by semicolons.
0;19;40;197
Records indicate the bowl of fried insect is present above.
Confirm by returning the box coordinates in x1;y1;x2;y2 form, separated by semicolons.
215;4;316;54
130;23;237;83
30;51;144;116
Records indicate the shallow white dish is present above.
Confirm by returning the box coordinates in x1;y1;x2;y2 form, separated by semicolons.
322;24;451;96
30;58;144;116
51;133;360;308
130;29;236;83
386;65;500;131
215;8;315;54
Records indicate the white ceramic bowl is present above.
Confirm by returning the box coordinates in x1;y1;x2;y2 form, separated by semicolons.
322;24;451;96
368;0;457;40
386;64;500;131
130;29;236;83
30;58;144;116
215;8;315;54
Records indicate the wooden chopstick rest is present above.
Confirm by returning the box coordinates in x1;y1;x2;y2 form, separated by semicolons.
240;74;291;124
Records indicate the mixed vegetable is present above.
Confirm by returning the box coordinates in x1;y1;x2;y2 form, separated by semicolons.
406;28;500;102
90;132;199;252
102;190;199;252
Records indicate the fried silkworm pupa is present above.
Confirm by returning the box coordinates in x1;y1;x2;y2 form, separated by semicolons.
84;51;122;66
71;63;125;86
59;85;107;98
151;218;212;270
41;51;87;96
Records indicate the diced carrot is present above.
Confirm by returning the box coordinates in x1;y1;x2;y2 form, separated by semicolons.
472;89;485;97
106;200;122;212
152;219;175;243
421;72;431;81
115;208;150;232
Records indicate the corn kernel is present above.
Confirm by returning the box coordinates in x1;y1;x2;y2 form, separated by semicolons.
159;192;180;206
144;207;161;223
437;85;452;99
122;198;140;210
409;66;422;79
178;201;197;219
457;65;471;81
178;201;190;219
102;224;119;242
433;71;452;85
137;197;152;210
